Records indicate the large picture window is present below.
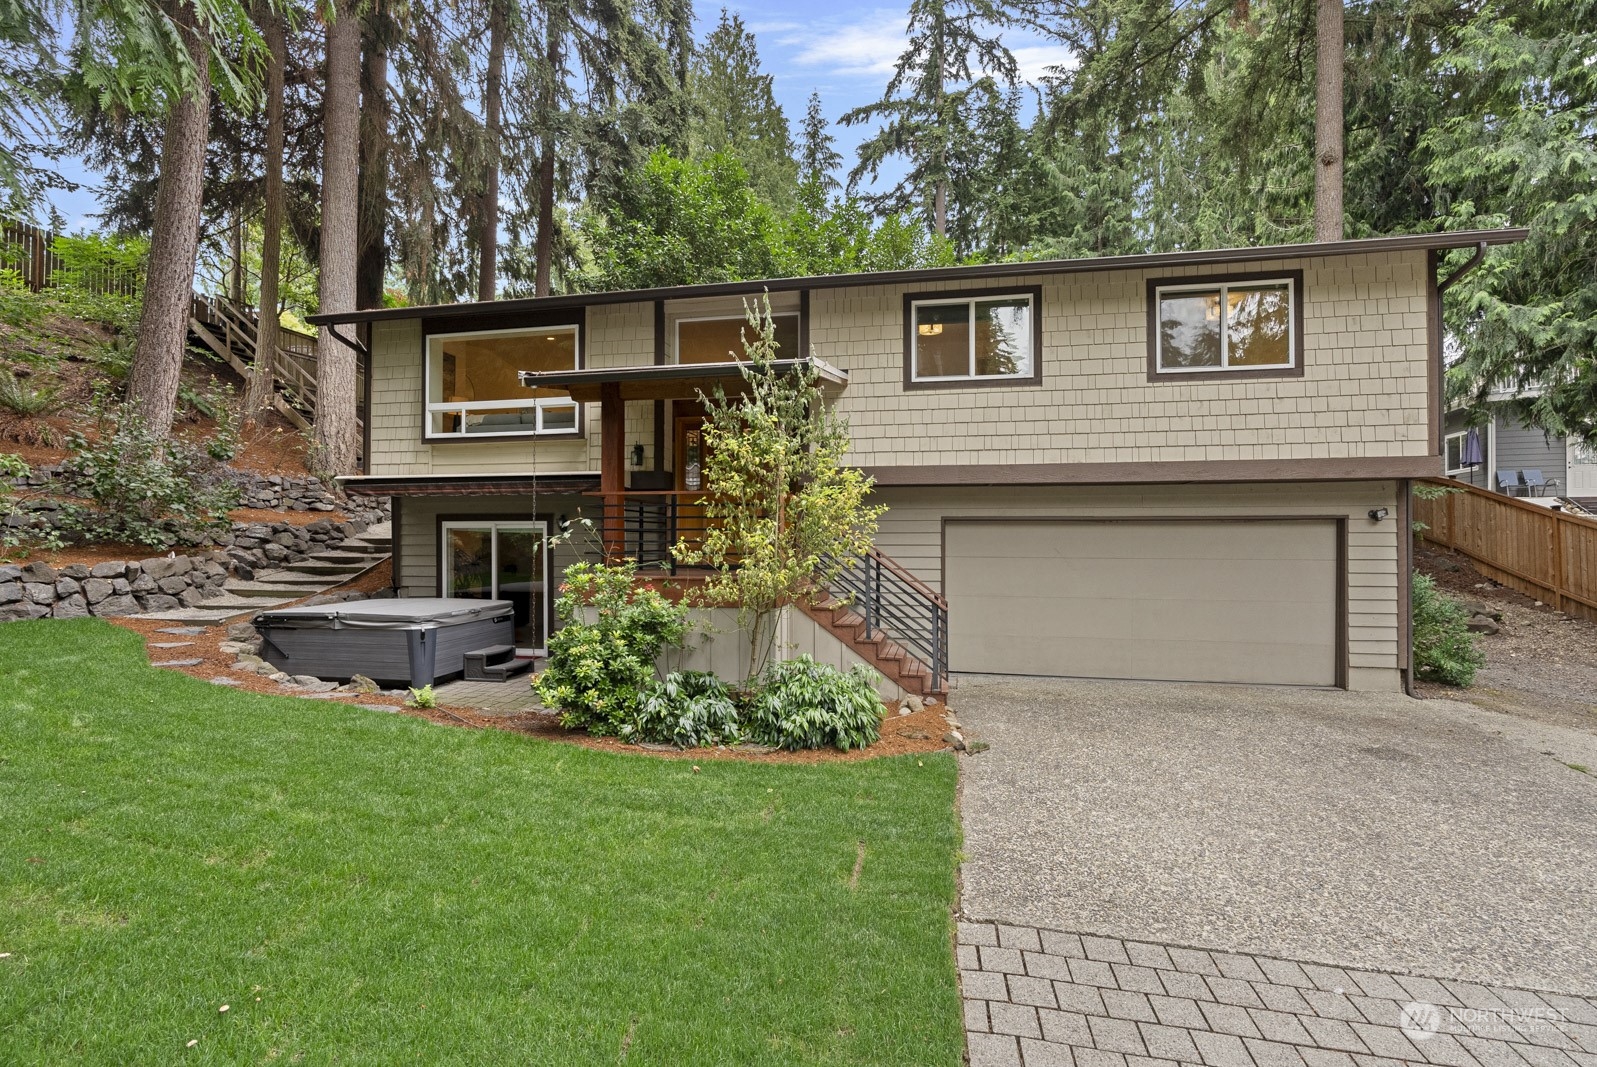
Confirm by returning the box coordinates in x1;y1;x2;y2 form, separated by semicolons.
425;326;580;439
676;313;799;364
1149;273;1301;379
905;290;1038;386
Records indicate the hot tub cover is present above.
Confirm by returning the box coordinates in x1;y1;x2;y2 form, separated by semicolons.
254;597;513;630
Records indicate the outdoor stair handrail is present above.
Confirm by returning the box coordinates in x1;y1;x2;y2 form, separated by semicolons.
822;546;948;694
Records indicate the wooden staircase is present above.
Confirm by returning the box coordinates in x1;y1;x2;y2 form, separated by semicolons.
797;547;950;699
187;295;363;434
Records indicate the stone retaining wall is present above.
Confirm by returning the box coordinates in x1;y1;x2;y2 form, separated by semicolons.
0;552;232;621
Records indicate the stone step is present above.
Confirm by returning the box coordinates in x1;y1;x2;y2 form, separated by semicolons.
307;550;386;564
224;581;325;598
131;606;254;626
251;569;345;586
283;561;372;576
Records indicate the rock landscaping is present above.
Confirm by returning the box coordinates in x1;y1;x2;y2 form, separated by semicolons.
0;553;232;620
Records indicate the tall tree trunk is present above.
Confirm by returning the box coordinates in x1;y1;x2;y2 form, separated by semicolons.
356;6;389;310
478;0;506;301
315;0;362;473
534;15;560;297
1313;0;1344;242
933;178;948;238
229;200;243;305
127;0;211;433
244;6;286;422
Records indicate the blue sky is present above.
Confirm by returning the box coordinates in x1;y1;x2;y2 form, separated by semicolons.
44;2;1072;231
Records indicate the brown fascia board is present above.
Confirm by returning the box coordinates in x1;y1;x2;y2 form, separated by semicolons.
861;455;1445;487
306;228;1529;327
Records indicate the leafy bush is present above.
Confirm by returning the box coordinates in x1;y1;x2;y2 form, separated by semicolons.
534;560;689;735
744;655;883;751
625;671;744;748
1412;572;1485;686
46;232;145;333
58;402;240;549
407;685;438;709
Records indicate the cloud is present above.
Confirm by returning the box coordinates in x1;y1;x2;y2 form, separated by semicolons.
780;10;1075;86
784;9;907;79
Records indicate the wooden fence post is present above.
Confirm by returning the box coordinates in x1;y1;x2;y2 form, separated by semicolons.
1553;514;1567;614
28;225;45;292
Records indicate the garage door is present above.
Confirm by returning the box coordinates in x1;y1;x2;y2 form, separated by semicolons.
944;519;1339;686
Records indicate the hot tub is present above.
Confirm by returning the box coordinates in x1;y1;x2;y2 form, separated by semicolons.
254;598;515;688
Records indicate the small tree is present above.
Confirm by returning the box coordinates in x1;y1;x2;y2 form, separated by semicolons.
675;297;886;677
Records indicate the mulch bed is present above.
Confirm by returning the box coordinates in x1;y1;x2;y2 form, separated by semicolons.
108;556;955;764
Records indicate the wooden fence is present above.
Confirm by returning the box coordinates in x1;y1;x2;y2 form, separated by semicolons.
1;218;141;297
1414;478;1597;623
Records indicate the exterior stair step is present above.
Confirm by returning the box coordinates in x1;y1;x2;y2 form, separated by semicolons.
279;561;371;576
307;550;385;564
252;569;345;586
225;581;325;598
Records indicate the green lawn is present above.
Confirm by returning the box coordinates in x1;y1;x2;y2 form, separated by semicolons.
0;621;963;1065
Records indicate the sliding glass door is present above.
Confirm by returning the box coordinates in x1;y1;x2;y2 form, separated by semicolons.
441;521;547;650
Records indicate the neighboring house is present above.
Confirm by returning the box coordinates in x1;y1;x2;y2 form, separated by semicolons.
1443;400;1597;500
308;227;1525;696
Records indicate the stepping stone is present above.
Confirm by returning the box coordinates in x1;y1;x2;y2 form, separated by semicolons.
208;677;243;686
358;704;398;713
153;658;204;667
155;626;206;636
149;641;194;649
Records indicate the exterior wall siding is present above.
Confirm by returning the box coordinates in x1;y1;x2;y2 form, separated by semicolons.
1494;417;1567;491
869;480;1403;691
814;252;1431;470
365;252;1432;479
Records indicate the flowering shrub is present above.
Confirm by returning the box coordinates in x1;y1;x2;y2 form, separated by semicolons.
534;560;689;735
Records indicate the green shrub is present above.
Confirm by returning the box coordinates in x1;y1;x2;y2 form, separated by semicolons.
744;655;883;751
58;402;240;549
534;560;689;735
0;368;60;416
1412;572;1485;686
625;670;743;748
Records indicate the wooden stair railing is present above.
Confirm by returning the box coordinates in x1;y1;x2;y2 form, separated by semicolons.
187;295;362;436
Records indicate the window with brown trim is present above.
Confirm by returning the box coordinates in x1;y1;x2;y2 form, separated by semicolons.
903;286;1043;389
1146;270;1305;381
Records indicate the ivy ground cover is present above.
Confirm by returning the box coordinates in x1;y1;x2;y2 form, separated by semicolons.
0;620;963;1064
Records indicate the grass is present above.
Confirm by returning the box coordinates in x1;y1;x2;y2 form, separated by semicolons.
0;621;963;1064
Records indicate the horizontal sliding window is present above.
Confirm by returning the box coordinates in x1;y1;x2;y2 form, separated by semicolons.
1155;279;1295;373
676;313;799;364
909;293;1035;383
425;326;580;439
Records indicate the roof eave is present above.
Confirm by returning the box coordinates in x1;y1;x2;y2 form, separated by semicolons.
307;228;1531;328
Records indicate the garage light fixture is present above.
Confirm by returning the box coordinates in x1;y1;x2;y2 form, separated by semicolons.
1367;507;1389;523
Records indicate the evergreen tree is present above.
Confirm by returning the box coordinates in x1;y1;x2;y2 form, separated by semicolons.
797;91;841;197
315;0;362;474
687;9;798;208
841;0;1017;241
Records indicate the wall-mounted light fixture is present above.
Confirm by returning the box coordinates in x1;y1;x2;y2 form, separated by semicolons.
1367;507;1389;523
631;443;645;468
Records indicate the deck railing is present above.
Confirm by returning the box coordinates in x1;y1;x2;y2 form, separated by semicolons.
575;491;714;571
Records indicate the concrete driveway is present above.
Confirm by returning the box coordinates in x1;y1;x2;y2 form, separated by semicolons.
954;674;1597;995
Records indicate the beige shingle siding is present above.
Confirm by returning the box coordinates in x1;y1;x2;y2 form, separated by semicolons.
869;481;1402;690
817;251;1430;469
366;252;1429;478
365;303;655;477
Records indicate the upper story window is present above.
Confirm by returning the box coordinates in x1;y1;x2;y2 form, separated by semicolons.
676;313;799;363
904;287;1041;389
425;326;581;440
1148;272;1302;380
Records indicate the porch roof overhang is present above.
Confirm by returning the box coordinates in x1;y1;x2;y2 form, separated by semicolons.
515;356;849;402
336;472;600;497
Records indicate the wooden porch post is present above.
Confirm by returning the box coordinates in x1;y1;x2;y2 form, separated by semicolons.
600;382;625;561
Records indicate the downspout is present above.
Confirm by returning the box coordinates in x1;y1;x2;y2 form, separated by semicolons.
1405;240;1488;697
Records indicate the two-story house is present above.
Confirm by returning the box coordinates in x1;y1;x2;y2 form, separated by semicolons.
308;228;1525;697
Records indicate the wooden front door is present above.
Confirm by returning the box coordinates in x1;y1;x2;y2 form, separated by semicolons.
674;415;708;553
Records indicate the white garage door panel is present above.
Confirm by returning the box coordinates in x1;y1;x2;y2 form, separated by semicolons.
946;520;1338;686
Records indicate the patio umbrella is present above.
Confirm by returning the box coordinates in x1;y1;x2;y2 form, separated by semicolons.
1461;427;1484;466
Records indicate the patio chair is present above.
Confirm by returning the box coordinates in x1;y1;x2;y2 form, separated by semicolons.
1520;469;1561;497
1496;470;1525;496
